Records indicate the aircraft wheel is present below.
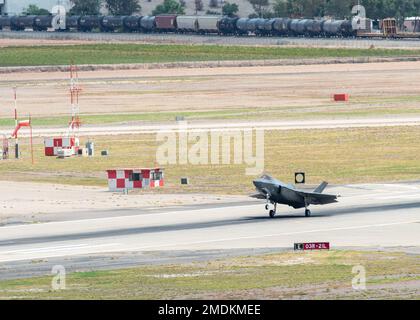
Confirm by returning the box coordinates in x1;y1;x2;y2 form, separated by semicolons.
269;210;276;218
265;204;269;211
305;209;311;217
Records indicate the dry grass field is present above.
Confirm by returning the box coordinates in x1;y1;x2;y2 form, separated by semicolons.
1;61;420;121
1;125;419;194
0;250;418;299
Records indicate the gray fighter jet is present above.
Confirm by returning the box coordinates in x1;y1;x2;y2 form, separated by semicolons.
251;175;339;218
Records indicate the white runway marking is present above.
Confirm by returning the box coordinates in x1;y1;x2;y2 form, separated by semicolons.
125;219;419;251
10;117;420;138
1;243;121;255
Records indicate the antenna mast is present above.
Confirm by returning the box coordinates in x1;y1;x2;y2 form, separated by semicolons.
68;63;82;137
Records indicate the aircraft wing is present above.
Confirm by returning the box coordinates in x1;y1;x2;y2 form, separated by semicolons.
249;193;267;200
296;191;339;205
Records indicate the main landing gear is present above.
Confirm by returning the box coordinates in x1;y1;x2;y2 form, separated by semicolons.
305;209;312;217
304;199;311;217
265;194;277;218
269;203;277;218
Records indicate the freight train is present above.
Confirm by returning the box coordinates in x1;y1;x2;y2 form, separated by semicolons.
0;14;370;38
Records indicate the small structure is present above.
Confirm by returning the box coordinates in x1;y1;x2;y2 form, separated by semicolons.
333;93;349;102
1;134;9;160
106;168;164;192
44;137;80;156
85;141;94;157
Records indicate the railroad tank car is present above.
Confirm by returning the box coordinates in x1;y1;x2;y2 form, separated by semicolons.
155;15;177;32
176;16;198;33
262;19;275;35
101;16;125;32
65;15;81;31
340;20;355;37
197;16;221;34
123;16;141;32
261;19;275;35
255;18;267;35
330;20;346;36
322;19;336;36
236;18;249;34
288;19;302;35
218;17;238;35
34;15;52;31
140;16;156;32
246;18;258;33
272;18;289;35
79;15;102;32
296;19;310;35
0;16;11;30
305;19;323;36
11;15;36;31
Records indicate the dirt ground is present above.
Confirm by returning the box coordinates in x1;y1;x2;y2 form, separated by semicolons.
0;181;247;224
0;39;93;47
1;61;420;118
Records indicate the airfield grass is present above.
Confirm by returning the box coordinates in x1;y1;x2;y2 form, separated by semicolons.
1;44;420;67
0;250;418;299
1;126;420;193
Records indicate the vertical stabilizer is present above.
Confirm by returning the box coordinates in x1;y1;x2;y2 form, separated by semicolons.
314;181;328;193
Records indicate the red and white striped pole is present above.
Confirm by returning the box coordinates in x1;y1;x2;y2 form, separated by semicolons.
29;114;34;165
13;87;19;159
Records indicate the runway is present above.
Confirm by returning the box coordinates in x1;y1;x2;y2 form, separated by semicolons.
0;183;419;280
6;117;420;138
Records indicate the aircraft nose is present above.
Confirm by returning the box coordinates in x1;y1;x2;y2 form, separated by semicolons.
253;180;261;188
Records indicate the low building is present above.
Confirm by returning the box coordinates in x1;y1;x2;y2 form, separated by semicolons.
106;168;164;192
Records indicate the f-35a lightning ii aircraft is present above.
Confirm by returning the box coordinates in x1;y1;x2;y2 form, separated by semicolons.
251;175;339;218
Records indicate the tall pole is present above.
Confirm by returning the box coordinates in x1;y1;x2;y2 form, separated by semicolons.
29;114;34;165
13;87;19;159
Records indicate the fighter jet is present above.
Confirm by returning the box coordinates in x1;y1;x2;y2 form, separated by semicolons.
251;174;339;218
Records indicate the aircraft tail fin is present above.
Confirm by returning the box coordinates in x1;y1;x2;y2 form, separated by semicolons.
314;181;328;193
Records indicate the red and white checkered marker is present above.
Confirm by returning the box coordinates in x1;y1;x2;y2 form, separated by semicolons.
44;137;80;156
106;168;164;192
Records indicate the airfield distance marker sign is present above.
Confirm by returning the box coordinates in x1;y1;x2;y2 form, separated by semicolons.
294;242;330;251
